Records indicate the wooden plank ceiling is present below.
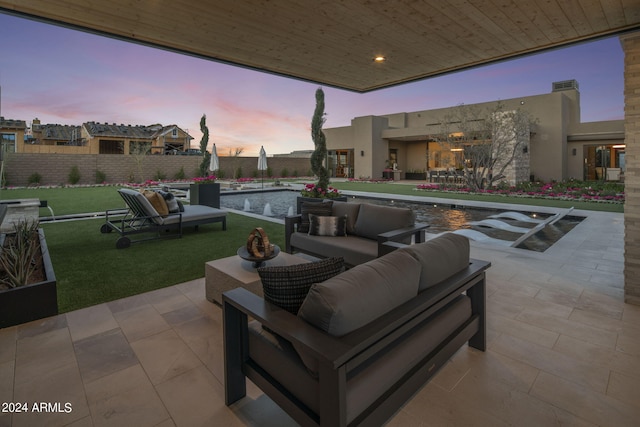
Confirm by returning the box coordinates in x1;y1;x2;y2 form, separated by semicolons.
1;0;640;92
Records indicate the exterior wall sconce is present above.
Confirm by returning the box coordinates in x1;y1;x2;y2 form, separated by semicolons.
360;150;365;156
572;148;577;156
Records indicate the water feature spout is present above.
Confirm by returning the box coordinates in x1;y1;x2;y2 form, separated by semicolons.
263;203;273;216
287;206;294;217
244;199;251;211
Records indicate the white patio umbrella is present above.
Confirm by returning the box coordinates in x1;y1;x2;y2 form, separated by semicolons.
258;146;268;189
208;143;219;174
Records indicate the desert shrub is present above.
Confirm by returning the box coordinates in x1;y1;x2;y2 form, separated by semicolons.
281;168;289;177
235;167;243;179
174;166;186;180
95;170;107;184
28;172;42;186
154;170;167;181
68;165;81;185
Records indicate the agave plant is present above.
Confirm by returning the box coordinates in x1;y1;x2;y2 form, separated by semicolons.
0;219;41;288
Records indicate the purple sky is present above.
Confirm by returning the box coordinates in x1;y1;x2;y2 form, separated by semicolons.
0;13;624;157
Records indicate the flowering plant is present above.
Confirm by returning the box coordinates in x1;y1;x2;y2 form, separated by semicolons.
300;183;342;199
193;175;216;184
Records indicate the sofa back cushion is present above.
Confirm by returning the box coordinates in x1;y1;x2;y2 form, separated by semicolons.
399;233;470;292
353;203;415;240
295;249;420;374
331;201;360;234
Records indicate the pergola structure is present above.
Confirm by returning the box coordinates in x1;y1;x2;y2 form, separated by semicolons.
1;0;640;303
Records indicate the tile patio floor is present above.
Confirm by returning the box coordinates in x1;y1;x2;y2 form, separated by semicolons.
1;205;639;426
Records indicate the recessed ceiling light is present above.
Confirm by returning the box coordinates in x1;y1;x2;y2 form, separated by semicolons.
373;56;386;63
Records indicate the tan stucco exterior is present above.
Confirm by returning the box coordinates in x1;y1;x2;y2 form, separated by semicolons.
325;82;624;183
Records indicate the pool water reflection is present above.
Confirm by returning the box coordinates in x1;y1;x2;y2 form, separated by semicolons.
220;190;582;252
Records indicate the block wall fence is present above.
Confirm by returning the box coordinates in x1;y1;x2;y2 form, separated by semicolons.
2;153;313;187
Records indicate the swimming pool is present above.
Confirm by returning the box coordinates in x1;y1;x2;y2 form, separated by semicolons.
220;190;582;252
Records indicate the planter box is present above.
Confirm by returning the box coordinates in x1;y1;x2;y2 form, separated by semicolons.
0;228;58;328
190;183;221;208
405;172;427;180
296;196;348;214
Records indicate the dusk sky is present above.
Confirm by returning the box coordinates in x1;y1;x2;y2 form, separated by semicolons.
0;12;625;157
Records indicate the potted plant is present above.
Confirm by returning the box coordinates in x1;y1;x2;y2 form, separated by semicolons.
297;88;346;213
190;114;221;208
190;174;221;208
0;219;57;328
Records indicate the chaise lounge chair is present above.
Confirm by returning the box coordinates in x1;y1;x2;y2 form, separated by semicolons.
100;188;227;248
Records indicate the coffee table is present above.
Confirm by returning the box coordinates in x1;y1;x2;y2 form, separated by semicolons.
205;251;310;305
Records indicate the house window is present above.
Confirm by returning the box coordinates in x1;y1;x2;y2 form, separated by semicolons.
1;133;16;158
172;128;178;138
99;139;124;154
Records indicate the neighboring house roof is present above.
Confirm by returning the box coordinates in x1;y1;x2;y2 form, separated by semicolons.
83;122;158;139
83;122;192;140
41;124;82;141
0;117;26;129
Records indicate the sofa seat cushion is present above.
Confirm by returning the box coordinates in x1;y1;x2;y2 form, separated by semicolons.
353;203;415;241
290;232;378;266
161;204;226;225
399;233;470;291
250;295;471;425
345;295;471;423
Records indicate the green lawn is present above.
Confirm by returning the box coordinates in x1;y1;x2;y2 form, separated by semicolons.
42;213;284;313
1;186;125;216
329;181;624;213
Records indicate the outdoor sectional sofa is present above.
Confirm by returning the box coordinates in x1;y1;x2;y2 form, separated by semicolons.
223;232;490;427
285;200;429;267
100;188;227;248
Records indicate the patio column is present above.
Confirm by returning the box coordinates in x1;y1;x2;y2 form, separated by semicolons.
622;32;640;305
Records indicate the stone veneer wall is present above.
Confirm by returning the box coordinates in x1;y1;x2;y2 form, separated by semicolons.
623;33;640;305
2;153;313;187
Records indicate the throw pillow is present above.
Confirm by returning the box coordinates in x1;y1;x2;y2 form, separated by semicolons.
158;190;180;214
257;257;345;315
308;214;347;236
176;199;185;212
141;190;169;216
299;201;333;233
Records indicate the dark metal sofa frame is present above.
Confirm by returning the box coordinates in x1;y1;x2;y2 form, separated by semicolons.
223;258;490;427
100;189;226;248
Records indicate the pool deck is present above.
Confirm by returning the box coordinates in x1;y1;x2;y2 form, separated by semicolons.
1;191;638;426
